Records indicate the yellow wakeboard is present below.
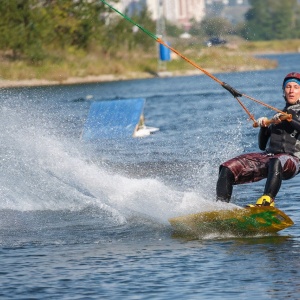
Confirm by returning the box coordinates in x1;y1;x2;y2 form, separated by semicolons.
169;206;294;237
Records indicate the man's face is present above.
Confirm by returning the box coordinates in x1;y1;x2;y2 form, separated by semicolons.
284;81;300;105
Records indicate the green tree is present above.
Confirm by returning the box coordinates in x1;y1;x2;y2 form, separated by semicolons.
165;19;184;38
0;0;119;61
131;5;155;50
200;17;233;38
189;18;205;38
0;0;48;61
243;0;299;40
103;3;155;54
293;3;300;38
42;0;105;49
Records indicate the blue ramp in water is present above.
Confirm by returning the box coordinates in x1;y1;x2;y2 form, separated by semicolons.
82;98;145;140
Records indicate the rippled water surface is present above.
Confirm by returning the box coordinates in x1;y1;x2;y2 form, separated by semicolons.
1;53;300;299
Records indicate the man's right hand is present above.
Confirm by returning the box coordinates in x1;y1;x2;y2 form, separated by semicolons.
256;117;268;127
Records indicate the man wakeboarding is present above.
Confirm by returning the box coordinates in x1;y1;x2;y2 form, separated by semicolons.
217;72;300;207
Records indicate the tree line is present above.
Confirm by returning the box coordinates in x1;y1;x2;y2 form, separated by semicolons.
0;0;299;63
0;0;115;62
190;0;300;41
244;0;300;40
0;0;155;63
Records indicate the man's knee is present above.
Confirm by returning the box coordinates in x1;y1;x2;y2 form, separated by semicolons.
216;166;235;202
218;166;234;181
269;158;282;174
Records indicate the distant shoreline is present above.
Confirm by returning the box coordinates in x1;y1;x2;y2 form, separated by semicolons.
1;50;299;89
0;72;154;89
0;67;270;89
1;40;299;89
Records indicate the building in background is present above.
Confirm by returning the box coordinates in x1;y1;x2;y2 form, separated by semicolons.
119;0;251;29
147;0;206;30
120;0;206;30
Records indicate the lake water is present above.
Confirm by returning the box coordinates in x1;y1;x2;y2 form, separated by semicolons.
1;53;300;299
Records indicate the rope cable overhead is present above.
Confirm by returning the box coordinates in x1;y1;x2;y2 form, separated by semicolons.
100;0;291;126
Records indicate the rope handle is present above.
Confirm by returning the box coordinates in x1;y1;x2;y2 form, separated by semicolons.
253;114;292;128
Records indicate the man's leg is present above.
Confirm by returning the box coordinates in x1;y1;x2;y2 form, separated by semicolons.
216;166;235;202
264;157;282;199
217;152;271;204
254;158;282;206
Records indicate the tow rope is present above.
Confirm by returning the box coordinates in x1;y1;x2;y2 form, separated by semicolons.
100;0;291;127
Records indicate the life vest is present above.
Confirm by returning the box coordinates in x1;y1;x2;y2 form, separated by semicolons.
267;103;300;158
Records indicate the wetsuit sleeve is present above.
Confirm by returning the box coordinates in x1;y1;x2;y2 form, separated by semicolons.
287;108;300;132
258;127;270;150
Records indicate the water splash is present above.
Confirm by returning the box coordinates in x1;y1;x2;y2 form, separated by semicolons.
0;92;241;227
